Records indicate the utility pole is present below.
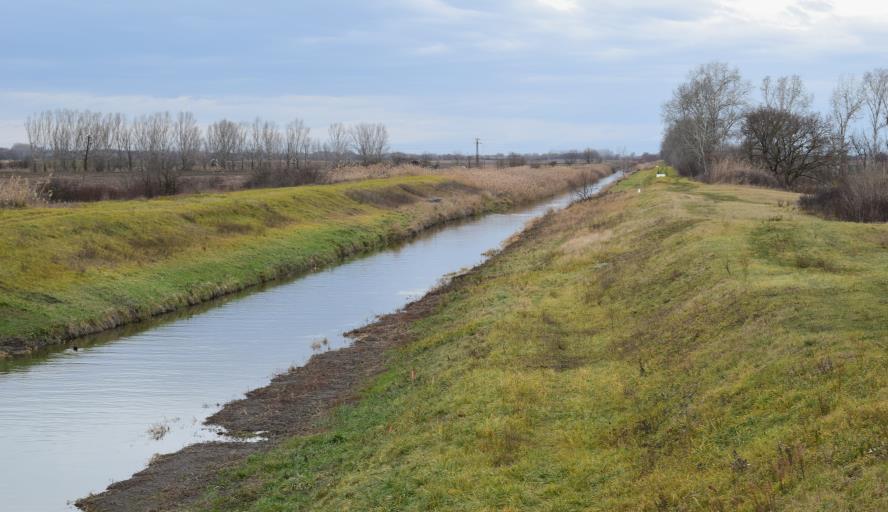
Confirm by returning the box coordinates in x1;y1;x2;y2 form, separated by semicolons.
474;138;481;168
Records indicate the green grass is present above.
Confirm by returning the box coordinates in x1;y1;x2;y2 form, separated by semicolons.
0;175;513;356
195;169;888;511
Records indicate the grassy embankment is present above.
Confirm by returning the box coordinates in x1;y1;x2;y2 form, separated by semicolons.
197;167;887;511
0;165;607;358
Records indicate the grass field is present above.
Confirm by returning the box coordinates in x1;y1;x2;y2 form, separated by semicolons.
195;167;887;511
0;166;608;358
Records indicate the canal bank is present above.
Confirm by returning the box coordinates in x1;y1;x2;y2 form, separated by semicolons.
1;171;624;512
80;168;888;512
1;166;609;359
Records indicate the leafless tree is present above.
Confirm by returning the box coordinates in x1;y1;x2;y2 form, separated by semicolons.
174;112;202;171
858;68;888;167
249;118;264;169
285;119;311;169
571;170;603;201
761;75;812;114
266;122;284;168
133;112;174;194
115;116;135;171
24;115;44;170
326;122;350;166
206;119;245;170
583;148;601;164
662;62;751;176
829;76;864;173
73;110;102;172
742;107;833;188
50;110;75;170
350;123;389;165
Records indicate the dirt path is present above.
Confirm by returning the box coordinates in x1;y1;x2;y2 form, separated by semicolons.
75;279;452;512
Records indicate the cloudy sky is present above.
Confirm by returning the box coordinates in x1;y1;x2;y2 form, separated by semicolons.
2;0;887;154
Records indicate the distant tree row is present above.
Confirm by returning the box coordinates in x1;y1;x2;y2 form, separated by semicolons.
661;62;888;187
22;110;390;178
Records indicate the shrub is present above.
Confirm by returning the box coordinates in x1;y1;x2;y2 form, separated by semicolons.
800;169;888;222
244;165;326;189
703;158;781;188
44;176;146;202
0;175;50;208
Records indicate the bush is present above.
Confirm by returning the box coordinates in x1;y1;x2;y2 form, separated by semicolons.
800;169;888;223
0;175;50;208
244;165;326;189
44;176;146;202
703;158;781;188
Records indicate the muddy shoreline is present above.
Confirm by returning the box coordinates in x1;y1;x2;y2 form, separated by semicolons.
75;273;459;511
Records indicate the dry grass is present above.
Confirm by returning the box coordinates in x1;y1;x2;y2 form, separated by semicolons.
0;175;50;208
800;168;888;222
326;164;428;182
704;157;780;188
446;164;612;204
329;163;613;204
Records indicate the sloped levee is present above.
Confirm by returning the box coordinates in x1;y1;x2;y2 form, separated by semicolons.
0;171;624;512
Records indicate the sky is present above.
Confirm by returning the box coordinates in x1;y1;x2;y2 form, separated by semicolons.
1;0;888;154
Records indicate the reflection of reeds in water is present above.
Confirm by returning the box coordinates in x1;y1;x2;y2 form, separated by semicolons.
147;422;170;441
310;338;329;351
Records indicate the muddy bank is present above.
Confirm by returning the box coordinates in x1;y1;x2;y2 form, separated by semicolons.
75;275;455;512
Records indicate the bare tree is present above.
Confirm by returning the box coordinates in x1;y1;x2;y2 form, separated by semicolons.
349;123;389;165
73;110;103;172
24;115;44;170
50;110;76;170
742;107;832;188
174;112;202;171
326;122;350;166
829;76;864;173
662;62;751;176
249;118;264;169
583;148;601;164
133;112;174;195
115;116;135;171
761;75;812;114
261;121;283;169
859;68;888;167
206;119;244;170
285;119;311;169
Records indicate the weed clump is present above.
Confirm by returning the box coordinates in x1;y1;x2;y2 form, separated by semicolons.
0;175;50;208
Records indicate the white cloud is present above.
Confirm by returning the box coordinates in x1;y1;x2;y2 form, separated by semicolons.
535;0;580;12
394;0;888;60
413;43;451;55
400;0;481;20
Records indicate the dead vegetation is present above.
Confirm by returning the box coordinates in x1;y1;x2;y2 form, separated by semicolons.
0;174;51;208
702;157;781;188
799;168;888;222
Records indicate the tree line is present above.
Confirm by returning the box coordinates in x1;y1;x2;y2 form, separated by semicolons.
22;110;390;186
661;62;888;188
